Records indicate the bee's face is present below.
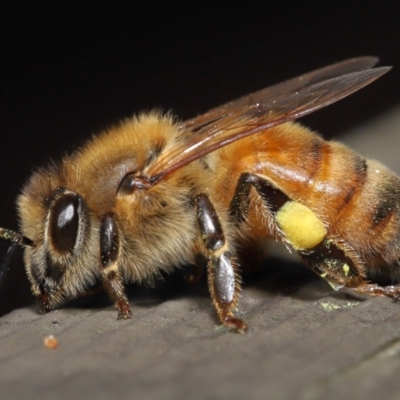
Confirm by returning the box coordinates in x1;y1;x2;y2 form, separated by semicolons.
23;187;98;312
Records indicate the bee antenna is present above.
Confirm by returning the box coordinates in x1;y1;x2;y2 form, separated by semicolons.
0;241;19;289
0;228;35;292
0;228;35;248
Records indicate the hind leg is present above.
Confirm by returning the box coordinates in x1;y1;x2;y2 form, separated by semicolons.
229;172;400;301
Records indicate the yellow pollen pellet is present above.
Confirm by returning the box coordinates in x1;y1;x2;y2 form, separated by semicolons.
276;201;327;250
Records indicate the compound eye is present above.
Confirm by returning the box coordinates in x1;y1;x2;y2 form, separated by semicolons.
49;193;80;254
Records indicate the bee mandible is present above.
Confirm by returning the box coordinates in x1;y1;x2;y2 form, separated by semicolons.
0;56;395;332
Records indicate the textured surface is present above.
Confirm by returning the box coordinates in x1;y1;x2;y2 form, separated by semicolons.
1;108;400;400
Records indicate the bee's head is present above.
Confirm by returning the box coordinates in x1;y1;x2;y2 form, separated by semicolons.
14;184;98;313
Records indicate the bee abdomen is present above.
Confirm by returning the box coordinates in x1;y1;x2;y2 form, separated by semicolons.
330;157;400;259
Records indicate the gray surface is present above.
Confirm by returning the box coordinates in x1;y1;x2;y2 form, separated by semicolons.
1;107;400;400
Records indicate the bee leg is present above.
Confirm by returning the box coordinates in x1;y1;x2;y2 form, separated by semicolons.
229;172;369;291
196;193;247;333
230;172;292;225
100;212;132;320
348;284;400;300
298;240;400;302
230;173;400;303
297;239;367;291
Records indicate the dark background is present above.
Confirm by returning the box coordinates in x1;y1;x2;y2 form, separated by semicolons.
0;2;399;315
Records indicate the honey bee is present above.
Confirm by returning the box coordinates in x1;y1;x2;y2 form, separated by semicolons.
0;56;397;333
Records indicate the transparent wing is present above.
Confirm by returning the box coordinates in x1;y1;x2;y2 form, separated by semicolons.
184;56;380;132
148;61;390;185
